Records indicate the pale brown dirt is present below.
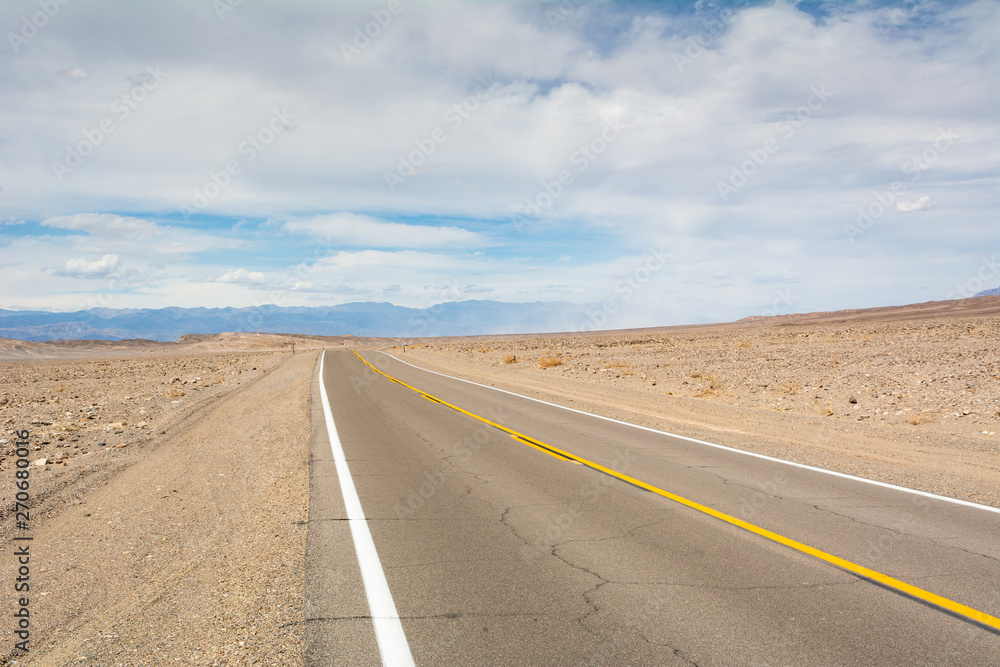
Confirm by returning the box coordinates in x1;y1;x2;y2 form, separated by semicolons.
395;314;1000;508
0;349;316;665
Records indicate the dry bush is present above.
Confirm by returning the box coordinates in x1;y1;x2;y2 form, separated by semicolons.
822;408;834;417
910;414;931;425
167;387;186;398
502;354;519;364
694;386;717;398
538;357;563;369
735;341;750;348
689;372;702;379
478;346;491;353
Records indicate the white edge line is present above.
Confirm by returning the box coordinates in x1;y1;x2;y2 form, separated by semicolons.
319;351;416;667
377;351;1000;516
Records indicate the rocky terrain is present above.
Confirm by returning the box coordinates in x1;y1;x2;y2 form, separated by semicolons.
0;352;281;475
413;319;999;433
0;347;315;666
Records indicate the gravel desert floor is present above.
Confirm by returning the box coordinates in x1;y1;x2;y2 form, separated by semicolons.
0;341;328;665
1;299;998;663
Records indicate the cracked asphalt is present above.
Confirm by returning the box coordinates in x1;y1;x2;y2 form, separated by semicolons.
305;350;1000;666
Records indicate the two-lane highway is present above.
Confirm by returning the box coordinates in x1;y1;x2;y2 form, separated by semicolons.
305;349;1000;665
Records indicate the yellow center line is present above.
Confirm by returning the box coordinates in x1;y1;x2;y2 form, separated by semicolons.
510;434;576;461
350;350;1000;632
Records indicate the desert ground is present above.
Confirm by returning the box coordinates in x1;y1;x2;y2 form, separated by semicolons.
0;334;361;666
1;296;998;663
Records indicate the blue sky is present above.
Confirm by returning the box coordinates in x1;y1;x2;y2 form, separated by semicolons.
1;0;997;329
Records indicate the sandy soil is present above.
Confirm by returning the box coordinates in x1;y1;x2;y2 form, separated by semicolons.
1;348;316;665
396;313;1000;508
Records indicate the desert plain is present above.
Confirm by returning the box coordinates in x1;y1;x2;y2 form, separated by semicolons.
1;297;999;664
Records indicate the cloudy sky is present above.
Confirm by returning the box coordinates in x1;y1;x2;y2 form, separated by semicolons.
1;0;997;329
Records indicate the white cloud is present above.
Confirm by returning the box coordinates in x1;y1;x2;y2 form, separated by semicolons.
52;254;120;278
897;196;934;213
42;214;158;240
36;213;241;260
214;268;269;286
284;214;486;249
751;271;803;285
57;67;89;80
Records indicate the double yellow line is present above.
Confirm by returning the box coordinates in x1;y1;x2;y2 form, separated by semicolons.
352;350;1000;632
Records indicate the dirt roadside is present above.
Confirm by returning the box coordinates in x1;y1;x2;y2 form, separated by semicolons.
1;351;315;665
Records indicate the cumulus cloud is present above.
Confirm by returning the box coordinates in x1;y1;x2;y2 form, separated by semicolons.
52;254;120;278
897;196;934;213
214;268;269;286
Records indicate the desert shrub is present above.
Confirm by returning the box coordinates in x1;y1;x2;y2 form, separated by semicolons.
502;354;518;364
538;357;563;368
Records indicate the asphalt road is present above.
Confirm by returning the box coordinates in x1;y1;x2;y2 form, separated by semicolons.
305;349;1000;666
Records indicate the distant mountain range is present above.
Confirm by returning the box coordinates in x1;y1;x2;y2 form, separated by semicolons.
975;287;1000;297
0;301;601;342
